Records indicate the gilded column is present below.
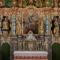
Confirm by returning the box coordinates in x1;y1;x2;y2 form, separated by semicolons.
44;16;50;35
38;17;44;35
11;15;16;35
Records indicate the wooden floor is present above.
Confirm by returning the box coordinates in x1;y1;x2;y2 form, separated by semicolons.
14;58;48;60
14;56;48;60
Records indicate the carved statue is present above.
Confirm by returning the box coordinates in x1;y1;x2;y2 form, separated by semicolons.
51;16;59;36
1;16;11;35
51;18;55;35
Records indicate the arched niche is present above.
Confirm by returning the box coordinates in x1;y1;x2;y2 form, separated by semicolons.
1;42;10;60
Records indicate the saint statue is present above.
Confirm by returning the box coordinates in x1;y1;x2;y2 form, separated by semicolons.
1;16;11;35
51;16;59;36
44;16;50;35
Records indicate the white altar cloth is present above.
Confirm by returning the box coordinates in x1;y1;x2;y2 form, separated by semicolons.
14;51;48;57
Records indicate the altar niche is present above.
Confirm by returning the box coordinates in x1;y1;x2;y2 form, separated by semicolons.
1;43;10;60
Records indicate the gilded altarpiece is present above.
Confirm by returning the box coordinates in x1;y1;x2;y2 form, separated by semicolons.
0;7;60;51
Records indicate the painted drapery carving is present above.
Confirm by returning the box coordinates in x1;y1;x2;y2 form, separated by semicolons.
44;16;50;35
11;15;16;35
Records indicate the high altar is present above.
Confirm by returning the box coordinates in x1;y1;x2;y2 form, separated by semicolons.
0;0;60;60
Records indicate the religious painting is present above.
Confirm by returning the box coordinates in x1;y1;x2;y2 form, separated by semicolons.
22;8;39;34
